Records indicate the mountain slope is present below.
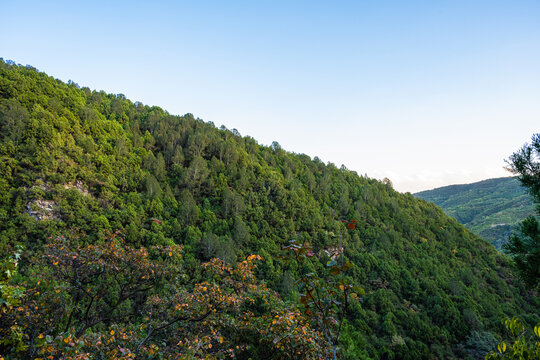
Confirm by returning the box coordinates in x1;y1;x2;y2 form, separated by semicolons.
415;177;536;250
0;60;538;359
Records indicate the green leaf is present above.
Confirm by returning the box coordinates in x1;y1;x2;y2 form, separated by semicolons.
352;285;365;295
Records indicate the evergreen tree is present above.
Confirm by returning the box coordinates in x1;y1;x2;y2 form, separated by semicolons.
505;134;540;289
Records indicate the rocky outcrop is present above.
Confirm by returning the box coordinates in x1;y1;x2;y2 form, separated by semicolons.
63;180;89;196
26;179;89;221
26;199;58;221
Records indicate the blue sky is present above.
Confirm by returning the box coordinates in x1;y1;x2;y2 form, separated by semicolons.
2;1;539;192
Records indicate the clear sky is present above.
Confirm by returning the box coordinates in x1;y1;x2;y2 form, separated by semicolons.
2;0;539;193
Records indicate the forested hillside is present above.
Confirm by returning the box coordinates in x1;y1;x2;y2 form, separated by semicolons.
415;177;536;250
1;60;538;359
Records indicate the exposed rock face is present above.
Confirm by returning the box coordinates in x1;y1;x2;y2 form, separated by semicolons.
26;199;58;221
63;180;89;196
26;180;90;221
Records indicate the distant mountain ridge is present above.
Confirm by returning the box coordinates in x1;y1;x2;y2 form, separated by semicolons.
415;177;536;250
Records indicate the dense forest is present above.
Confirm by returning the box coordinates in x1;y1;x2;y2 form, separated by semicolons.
415;177;536;250
0;60;538;359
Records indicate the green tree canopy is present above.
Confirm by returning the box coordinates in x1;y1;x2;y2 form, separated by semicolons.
505;134;540;290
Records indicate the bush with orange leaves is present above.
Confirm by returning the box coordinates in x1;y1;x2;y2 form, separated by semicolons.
1;232;325;359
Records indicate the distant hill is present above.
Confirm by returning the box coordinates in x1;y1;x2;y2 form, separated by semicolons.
415;177;536;250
